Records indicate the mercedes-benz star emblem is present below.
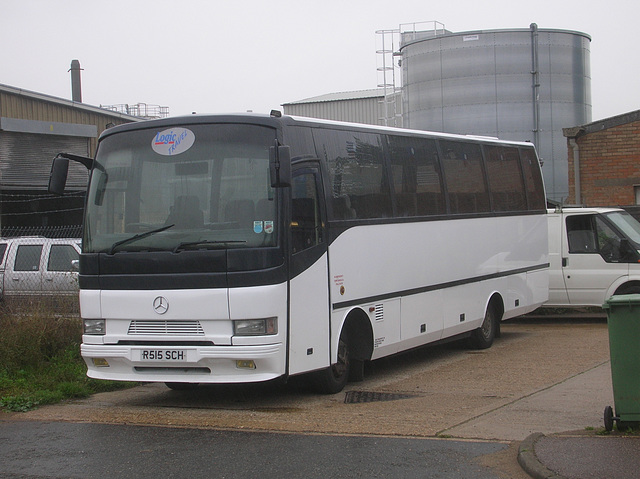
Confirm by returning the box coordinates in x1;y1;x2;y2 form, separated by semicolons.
153;296;169;315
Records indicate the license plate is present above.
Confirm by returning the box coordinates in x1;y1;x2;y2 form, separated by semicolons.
139;349;187;361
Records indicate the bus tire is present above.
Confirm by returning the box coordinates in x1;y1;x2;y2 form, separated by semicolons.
469;305;497;350
314;329;350;394
349;359;365;382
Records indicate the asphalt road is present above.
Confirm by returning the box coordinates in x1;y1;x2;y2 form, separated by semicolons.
0;317;612;478
0;421;507;478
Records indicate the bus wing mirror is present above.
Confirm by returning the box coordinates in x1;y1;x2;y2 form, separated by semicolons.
48;152;94;195
269;142;291;187
48;156;70;195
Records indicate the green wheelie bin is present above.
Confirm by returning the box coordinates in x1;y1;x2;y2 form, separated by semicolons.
603;294;640;431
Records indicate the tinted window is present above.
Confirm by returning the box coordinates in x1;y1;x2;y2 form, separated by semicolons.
439;141;490;214
284;126;316;158
291;170;324;254
314;129;391;220
14;245;43;271
387;136;445;217
48;245;80;272
0;243;7;264
519;147;546;211
484;146;527;212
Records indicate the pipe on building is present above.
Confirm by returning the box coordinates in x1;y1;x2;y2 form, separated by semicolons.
530;23;541;151
69;59;83;103
569;138;581;205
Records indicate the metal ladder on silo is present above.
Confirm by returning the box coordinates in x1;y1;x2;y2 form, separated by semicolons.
375;28;402;128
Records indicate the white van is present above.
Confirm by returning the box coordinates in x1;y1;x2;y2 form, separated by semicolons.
0;237;81;299
547;207;640;307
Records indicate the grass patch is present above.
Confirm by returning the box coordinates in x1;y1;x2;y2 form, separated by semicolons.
0;300;134;412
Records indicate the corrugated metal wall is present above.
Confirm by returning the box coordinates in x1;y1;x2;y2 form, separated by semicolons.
283;97;381;125
0;132;88;190
0;89;132;155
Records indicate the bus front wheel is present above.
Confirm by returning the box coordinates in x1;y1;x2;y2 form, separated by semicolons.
314;330;350;394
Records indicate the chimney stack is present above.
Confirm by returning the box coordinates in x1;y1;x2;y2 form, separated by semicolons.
69;59;83;102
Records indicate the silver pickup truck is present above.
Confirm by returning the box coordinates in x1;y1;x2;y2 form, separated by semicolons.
0;237;81;299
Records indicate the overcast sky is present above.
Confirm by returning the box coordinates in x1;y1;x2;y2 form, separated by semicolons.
2;0;639;123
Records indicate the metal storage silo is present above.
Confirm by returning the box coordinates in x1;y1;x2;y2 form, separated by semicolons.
400;24;591;202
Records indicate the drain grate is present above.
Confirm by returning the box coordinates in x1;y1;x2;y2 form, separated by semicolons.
344;390;415;404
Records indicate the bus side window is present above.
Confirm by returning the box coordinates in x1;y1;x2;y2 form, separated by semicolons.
484;145;527;212
291;172;324;254
519;147;546;211
439;140;490;215
313;129;391;220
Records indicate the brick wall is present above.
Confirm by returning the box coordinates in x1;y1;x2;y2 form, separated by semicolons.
568;117;640;206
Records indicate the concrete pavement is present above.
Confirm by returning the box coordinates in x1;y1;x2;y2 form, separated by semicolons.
471;360;640;479
519;432;640;479
447;361;614;441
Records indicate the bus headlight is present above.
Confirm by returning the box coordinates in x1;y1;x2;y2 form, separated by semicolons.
233;317;278;336
84;319;106;335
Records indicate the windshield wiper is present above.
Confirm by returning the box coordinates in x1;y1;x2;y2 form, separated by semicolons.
108;224;175;255
172;240;247;253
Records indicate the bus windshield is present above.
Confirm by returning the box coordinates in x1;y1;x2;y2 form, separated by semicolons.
84;124;278;253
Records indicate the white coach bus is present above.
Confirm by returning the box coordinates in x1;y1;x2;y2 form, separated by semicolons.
49;112;549;393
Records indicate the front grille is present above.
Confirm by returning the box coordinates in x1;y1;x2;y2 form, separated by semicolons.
117;340;214;346
134;367;211;374
128;320;205;336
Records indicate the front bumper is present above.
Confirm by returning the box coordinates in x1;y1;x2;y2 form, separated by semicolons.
81;343;286;383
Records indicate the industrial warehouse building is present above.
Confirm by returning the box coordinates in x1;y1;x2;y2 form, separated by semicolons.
282;89;401;127
0;83;139;236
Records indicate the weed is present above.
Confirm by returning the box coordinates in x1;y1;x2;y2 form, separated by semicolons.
0;301;134;412
0;396;40;412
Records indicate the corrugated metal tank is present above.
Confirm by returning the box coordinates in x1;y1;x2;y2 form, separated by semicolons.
401;25;591;202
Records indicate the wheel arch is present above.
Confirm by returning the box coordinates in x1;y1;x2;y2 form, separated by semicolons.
489;292;505;317
337;307;374;363
613;280;640;296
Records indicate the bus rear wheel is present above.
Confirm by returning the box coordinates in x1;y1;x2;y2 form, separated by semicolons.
469;305;497;349
314;330;350;394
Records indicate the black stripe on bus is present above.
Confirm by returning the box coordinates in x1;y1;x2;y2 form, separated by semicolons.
331;262;549;310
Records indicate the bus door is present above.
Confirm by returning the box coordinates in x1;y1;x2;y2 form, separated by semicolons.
288;163;330;375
